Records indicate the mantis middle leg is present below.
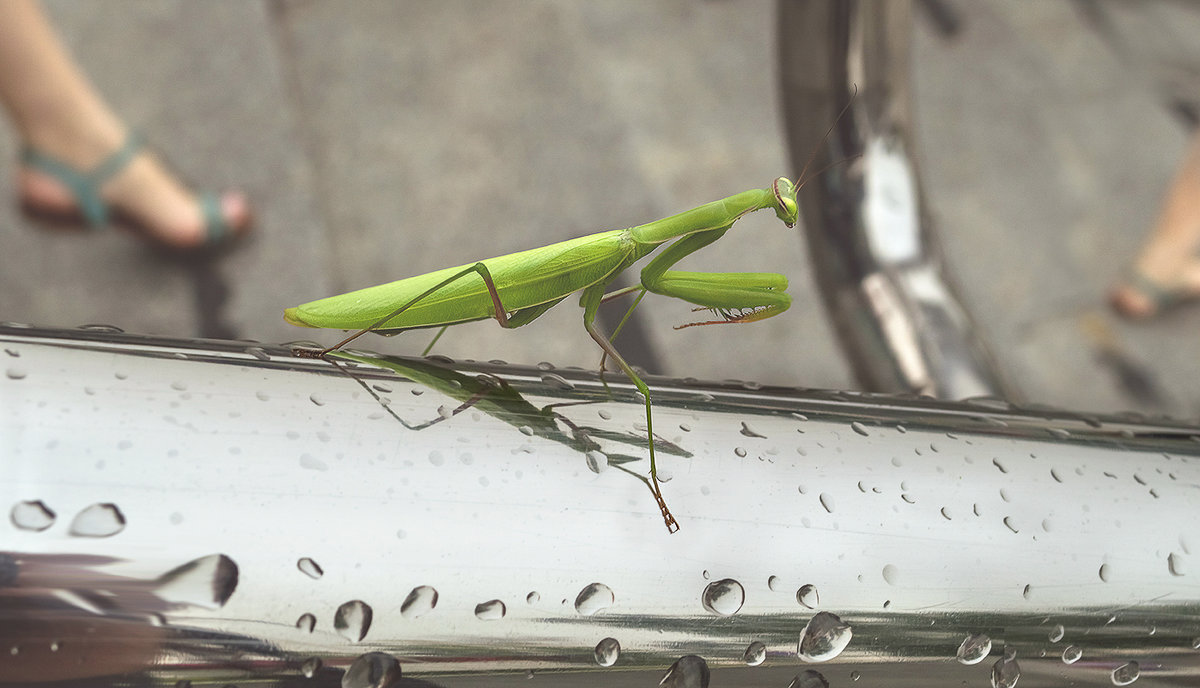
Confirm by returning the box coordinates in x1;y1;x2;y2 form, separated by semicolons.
580;282;679;533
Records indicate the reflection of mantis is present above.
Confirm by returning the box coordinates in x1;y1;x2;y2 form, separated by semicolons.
286;178;802;532
328;350;691;504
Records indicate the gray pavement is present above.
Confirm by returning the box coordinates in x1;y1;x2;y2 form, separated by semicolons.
1;0;1198;420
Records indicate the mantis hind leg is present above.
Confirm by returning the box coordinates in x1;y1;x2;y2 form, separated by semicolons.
581;283;679;533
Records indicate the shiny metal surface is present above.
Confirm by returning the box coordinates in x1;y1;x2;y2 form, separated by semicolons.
778;0;1013;400
2;324;1199;686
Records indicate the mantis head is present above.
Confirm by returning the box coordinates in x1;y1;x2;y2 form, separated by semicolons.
772;177;799;228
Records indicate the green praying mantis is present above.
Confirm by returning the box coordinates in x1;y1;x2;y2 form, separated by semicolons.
285;177;802;533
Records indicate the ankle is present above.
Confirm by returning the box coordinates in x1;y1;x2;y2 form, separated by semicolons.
19;110;126;169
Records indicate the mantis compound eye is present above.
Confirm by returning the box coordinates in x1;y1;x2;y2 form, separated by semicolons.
772;177;799;228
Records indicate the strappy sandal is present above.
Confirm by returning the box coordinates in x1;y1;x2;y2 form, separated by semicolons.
1109;270;1200;319
18;133;248;252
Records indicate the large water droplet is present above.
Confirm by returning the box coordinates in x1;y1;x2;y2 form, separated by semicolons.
768;575;782;591
659;655;709;688
10;500;55;531
335;600;373;642
743;641;766;666
991;655;1020;688
1099;563;1111;582
5;367;27;380
788;670;830;688
797;611;853;662
474;599;506;620
342;652;401;688
1049;624;1065;642
155;554;239;609
1111;661;1139;685
956;633;992;665
68;503;125;537
701;578;744;616
882;564;899;585
819;493;834;513
594;637;620;667
526;591;540;605
850;421;869;437
297;557;324;579
400;585;438;618
300;656;322;678
1062;645;1082;664
796;584;819;609
296;613;316;633
574;582;614;616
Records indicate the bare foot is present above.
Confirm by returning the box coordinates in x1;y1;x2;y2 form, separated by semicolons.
18;142;251;250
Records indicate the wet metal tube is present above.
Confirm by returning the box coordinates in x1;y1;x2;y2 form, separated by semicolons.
778;0;1013;400
1;325;1198;686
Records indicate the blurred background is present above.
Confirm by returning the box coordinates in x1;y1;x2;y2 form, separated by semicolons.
1;0;1198;418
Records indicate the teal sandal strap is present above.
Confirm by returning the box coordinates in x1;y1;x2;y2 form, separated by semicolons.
198;192;229;243
19;133;144;227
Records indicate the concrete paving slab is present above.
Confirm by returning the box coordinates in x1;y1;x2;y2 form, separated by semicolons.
913;0;1200;418
0;0;1197;420
276;0;850;389
0;1;327;341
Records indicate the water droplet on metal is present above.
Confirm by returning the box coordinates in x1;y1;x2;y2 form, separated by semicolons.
300;453;328;471
734;447;748;458
796;584;819;609
68;503;125;537
526;591;540;605
343;652;401;688
797;611;852;662
882;564;899;585
300;656;322;678
540;373;574;390
1099;563;1110;582
956;633;991;665
296;613;316;633
1108;661;1140;686
850;670;861;681
574;582;614;616
819;493;834;513
334;600;373;642
309;393;327;406
768;575;782;591
701;578;744;616
10;500;55;531
297;557;324;579
155;554;239;609
1062;645;1082;664
5;367;26;380
474;599;506;620
594;637;620;667
1049;624;1065;642
1168;552;1186;576
244;346;271;361
585;450;609;474
428;450;444;466
991;654;1020;688
740;422;767;438
743;641;766;666
400;586;438;618
3;348;18;357
850;421;869;437
660;655;709;688
788;669;829;688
